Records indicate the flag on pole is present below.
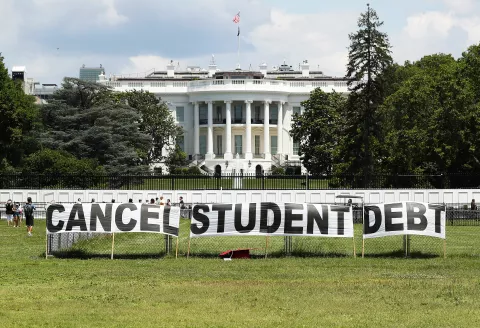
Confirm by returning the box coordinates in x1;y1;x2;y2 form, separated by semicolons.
233;12;240;23
237;26;240;36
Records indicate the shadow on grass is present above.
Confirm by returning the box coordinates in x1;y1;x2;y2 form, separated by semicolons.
50;249;167;260
181;251;353;259
362;250;439;259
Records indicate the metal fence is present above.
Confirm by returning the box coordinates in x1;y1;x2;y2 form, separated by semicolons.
17;203;476;259
2;173;480;190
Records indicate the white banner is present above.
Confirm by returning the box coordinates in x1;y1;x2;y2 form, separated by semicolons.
363;202;446;239
190;202;353;238
46;203;180;236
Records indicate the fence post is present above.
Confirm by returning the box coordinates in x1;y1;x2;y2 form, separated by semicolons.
305;174;309;190
171;175;175;190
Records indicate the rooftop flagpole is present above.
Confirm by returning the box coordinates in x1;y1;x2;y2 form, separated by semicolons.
233;11;241;69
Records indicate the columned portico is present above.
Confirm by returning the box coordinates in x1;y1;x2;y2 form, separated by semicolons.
245;100;253;160
264;100;271;160
206;101;214;159
193;102;200;156
224;101;233;160
277;101;284;155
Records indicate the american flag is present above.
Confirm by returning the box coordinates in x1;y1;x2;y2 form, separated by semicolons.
233;12;240;23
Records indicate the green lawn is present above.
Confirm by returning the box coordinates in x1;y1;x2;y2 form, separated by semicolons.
1;220;480;327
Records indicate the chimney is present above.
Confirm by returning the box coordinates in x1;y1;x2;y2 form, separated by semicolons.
167;60;175;77
301;60;309;77
259;62;268;77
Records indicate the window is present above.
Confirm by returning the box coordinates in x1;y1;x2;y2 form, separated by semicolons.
254;135;260;155
254;106;261;121
270;105;278;124
216;135;223;155
216;106;222;122
234;105;242;123
235;135;243;154
176;136;184;151
293;138;300;155
199;107;208;124
176;106;184;122
292;106;301;116
199;135;206;155
271;136;278;155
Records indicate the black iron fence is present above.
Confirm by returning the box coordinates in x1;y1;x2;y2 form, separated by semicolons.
1;173;480;190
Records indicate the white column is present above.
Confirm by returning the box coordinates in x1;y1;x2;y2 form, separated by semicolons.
193;102;199;157
206;101;214;159
264;100;271;160
245;100;253;160
224;101;233;160
277;101;284;155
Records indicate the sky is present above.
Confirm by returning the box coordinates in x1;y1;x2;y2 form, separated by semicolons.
1;0;480;84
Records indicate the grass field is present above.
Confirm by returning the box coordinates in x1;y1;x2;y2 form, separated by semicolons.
1;220;480;327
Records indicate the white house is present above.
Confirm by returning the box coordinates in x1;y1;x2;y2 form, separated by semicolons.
99;59;351;175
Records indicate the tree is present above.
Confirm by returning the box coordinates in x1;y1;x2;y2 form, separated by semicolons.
40;78;152;174
23;149;104;175
290;89;346;175
379;54;478;177
117;90;183;165
164;145;189;173
343;4;393;176
0;53;39;169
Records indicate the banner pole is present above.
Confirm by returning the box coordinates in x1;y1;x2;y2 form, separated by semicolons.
265;236;269;259
362;238;365;258
187;236;191;259
443;239;446;259
111;233;115;260
352;235;356;258
175;236;179;259
45;230;48;260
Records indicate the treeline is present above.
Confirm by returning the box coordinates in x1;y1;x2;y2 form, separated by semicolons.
291;5;480;177
0;56;183;175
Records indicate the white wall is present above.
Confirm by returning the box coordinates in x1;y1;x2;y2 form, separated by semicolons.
1;189;478;205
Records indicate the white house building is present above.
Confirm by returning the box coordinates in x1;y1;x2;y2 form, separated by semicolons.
98;59;351;175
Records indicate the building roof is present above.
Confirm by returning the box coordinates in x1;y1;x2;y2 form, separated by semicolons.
12;66;26;72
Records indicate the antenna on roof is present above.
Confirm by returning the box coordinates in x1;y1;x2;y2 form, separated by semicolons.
210;54;216;65
249;63;252;71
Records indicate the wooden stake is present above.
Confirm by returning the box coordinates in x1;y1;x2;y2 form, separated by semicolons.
187;236;191;259
362;238;365;258
175;237;179;259
353;236;356;258
265;236;269;259
443;239;446;259
111;233;115;260
45;230;48;260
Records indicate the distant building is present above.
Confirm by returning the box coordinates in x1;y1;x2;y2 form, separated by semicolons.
11;66;57;103
79;64;105;82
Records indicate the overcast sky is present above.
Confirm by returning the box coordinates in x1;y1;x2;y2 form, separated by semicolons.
1;0;479;84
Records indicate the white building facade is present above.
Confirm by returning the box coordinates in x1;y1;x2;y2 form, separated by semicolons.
99;60;350;175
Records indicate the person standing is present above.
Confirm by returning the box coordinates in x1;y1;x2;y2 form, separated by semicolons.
24;197;36;237
5;199;14;227
159;196;165;206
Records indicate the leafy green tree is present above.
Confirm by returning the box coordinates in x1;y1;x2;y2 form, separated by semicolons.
164;145;189;173
343;4;393;176
117;90;183;165
290;89;346;175
379;54;477;176
0;53;39;169
23;149;104;175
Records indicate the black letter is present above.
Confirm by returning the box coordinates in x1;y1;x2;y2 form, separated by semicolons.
163;205;178;236
331;205;349;235
384;203;404;232
260;202;281;234
429;204;445;234
47;204;65;233
140;204;160;232
115;204;137;232
191;205;210;235
307;204;328;234
90;204;112;232
406;202;427;231
284;203;303;234
234;203;256;233
212;204;232;233
65;204;88;232
364;205;382;234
